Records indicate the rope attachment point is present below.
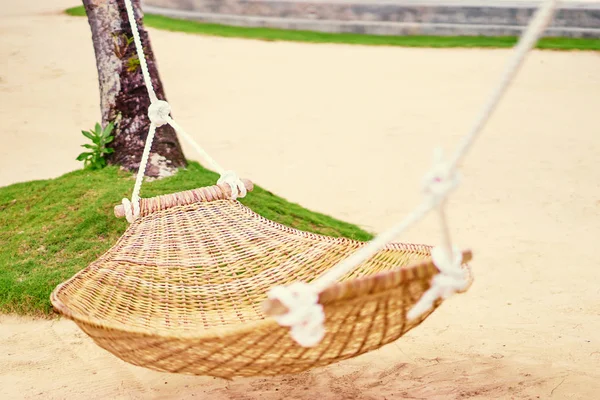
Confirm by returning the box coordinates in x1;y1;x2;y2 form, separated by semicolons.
121;197;140;223
267;282;325;347
422;147;460;207
121;0;247;218
407;245;469;320
148;100;171;127
217;170;248;200
406;147;467;320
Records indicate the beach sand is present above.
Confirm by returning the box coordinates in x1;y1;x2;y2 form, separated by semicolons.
1;1;599;399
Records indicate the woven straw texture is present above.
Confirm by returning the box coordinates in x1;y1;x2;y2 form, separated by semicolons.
51;183;473;379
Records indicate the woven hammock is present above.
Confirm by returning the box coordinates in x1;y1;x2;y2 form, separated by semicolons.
51;180;472;378
50;0;556;380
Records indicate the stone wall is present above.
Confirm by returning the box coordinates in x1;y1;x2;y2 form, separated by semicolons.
141;0;600;38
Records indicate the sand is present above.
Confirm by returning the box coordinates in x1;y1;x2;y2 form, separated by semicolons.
1;1;599;399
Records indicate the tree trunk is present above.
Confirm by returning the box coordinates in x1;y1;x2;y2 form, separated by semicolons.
82;0;187;177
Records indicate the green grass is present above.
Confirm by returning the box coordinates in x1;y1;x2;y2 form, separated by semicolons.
65;5;600;50
0;162;372;316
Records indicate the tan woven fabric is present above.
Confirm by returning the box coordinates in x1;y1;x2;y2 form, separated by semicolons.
51;182;472;379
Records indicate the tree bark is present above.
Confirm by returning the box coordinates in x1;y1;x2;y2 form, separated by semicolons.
82;0;187;177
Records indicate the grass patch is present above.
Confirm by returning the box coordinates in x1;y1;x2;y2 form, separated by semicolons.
0;162;372;316
65;5;600;50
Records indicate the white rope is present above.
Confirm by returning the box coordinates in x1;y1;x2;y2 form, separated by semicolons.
272;0;558;346
421;147;460;208
165;117;248;199
217;170;247;200
123;0;157;104
120;0;556;346
120;0;247;222
309;0;557;294
406;1;557;320
163;116;225;175
121;121;157;221
446;0;558;173
406;245;468;320
311;201;435;293
120;197;138;224
148;100;171;127
130;123;157;204
267;282;325;347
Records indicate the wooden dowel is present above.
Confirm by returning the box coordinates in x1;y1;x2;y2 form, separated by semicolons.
114;178;254;218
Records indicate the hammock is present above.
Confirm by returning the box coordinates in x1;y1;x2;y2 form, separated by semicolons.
51;180;473;377
50;0;557;379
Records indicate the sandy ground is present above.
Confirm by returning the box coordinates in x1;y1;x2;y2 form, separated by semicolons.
1;1;600;399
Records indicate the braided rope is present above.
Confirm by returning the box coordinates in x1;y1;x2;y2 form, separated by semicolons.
271;0;558;345
119;0;558;348
120;0;246;221
447;0;558;173
123;0;157;104
309;0;558;294
164;116;226;176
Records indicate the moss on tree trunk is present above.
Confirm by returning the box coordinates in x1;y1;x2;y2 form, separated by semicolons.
82;0;186;177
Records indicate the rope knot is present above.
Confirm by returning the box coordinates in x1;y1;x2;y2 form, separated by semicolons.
217;170;247;200
148;100;171;127
121;197;140;223
267;282;325;347
407;245;469;320
422;147;460;206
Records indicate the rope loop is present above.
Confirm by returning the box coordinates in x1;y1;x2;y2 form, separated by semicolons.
121;197;140;223
422;147;460;207
430;244;465;278
147;100;171;127
407;245;468;320
217;170;247;200
267;282;325;347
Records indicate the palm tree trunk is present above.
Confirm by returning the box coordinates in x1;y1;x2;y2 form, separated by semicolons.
82;0;186;177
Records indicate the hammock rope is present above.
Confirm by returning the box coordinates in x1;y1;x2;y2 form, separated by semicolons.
111;0;557;350
121;0;247;223
263;0;558;344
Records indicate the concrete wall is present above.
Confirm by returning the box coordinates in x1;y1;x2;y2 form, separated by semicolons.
142;0;600;38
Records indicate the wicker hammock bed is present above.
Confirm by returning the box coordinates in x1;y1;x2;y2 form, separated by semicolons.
49;0;557;381
50;180;472;378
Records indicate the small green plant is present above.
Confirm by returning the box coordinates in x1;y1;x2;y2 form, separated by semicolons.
112;33;135;58
126;55;141;72
76;122;115;170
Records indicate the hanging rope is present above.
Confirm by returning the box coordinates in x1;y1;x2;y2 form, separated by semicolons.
267;282;325;347
446;0;558;174
121;0;557;346
268;0;558;346
123;0;157;104
121;0;246;222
